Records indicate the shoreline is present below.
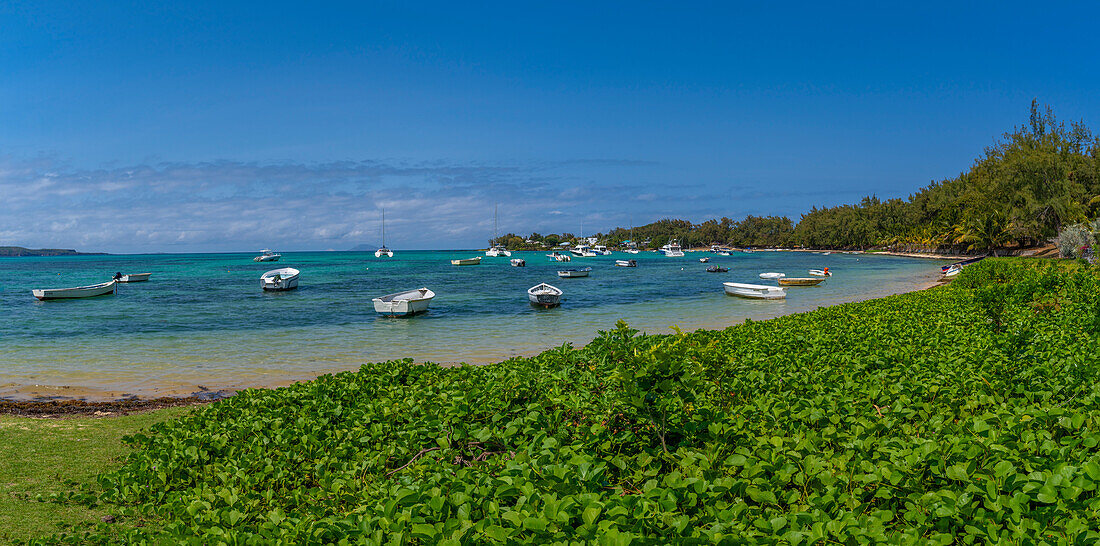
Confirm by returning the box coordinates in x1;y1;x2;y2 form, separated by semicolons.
0;395;220;419
1;269;948;415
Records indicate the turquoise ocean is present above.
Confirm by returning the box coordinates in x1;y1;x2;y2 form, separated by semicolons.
0;250;948;400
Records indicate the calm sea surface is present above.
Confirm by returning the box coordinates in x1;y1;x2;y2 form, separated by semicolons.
0;250;948;400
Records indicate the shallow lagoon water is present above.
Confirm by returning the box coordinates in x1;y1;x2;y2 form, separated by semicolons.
0;250;947;400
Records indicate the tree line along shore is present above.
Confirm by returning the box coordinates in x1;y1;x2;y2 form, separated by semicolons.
5;257;1098;543
498;102;1099;257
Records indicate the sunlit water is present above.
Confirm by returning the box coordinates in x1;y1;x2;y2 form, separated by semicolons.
0;250;948;400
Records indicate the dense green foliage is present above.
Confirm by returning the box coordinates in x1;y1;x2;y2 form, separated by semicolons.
794;102;1100;251
601;216;795;250
509;103;1100;252
56;259;1100;543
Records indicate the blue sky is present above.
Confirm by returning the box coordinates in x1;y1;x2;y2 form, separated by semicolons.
1;1;1098;252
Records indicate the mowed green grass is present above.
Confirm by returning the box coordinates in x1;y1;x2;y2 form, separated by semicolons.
0;407;191;543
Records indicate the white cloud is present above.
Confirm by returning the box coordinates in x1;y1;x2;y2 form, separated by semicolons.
0;156;689;252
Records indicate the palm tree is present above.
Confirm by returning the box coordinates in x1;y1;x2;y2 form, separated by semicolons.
954;212;1014;255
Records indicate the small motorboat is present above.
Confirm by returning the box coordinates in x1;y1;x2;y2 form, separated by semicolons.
705;266;729;273
254;249;281;262
528;283;563;308
943;265;962;277
570;244;597;258
114;272;152;283
699;257;710;263
557;267;592;278
451;257;482;266
660;242;685;257
778;277;825;287
723;282;786;300
941;256;986;273
615;259;637;267
809;269;832;277
32;280;116;300
717;251;731;256
546;251;571;262
510;258;526;267
260;268;300;291
373;287;435;316
759;272;786;280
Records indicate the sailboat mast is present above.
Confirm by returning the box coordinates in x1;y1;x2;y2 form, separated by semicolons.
381;208;386;247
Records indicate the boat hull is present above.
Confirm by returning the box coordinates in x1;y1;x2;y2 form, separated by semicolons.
32;280;116;300
451;257;482;265
260;268;300;291
557;268;591;278
778;277;824;286
373;288;435;316
118;273;152;282
723;282;786;300
528;283;563;308
941;256;986;272
375;248;393;258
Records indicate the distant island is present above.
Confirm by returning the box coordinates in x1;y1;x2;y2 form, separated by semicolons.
0;246;107;257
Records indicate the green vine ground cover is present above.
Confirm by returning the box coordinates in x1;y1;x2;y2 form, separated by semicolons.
43;259;1100;543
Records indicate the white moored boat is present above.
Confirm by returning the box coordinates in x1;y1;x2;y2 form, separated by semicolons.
116;273;151;283
32;280;116;301
615;259;637;267
723;282;787;300
260;268;300;291
943;265;962;278
528;283;563;308
808;269;832;277
254;249;281;262
570;244;597;258
759;272;786;280
375;208;394;257
592;245;611;255
557;267;592;278
546;251;571;262
510;258;526;267
373;287;435;316
779;277;825;287
451;257;482;266
660;241;685;257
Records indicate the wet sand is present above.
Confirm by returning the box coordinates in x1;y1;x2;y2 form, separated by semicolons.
0;395;220;418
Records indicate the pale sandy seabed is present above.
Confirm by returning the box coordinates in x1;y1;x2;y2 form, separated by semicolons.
1;268;947;403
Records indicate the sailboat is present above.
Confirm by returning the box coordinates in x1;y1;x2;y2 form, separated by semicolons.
623;218;641;253
375;208;393;258
485;205;511;257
